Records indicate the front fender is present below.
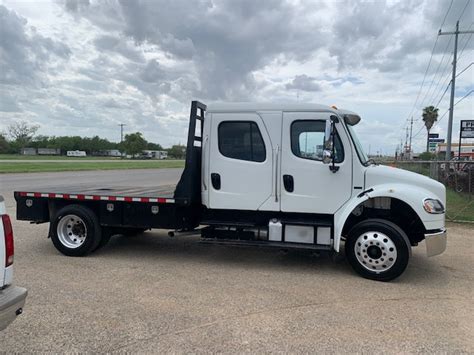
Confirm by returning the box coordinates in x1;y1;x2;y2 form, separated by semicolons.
333;184;445;252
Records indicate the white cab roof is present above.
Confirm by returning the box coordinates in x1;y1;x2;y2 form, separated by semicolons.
206;102;358;116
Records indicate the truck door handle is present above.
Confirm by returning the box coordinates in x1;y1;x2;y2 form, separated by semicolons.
211;173;221;190
283;174;294;192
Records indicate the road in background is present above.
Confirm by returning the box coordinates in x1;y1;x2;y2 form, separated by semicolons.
0;169;472;352
0;169;183;209
0;159;164;163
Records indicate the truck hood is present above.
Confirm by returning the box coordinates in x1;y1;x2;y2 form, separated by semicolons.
365;165;446;203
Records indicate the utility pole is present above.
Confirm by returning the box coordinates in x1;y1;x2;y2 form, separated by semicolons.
118;124;126;143
405;126;409;156
408;116;414;159
438;21;474;160
118;124;126;157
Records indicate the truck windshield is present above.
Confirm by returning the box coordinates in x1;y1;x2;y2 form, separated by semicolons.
346;124;369;165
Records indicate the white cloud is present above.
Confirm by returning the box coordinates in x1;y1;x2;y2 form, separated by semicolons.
0;0;472;152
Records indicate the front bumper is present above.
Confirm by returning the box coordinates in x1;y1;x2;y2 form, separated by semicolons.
425;228;447;257
0;285;27;331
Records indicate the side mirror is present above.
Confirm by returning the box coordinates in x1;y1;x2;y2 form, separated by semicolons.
324;119;333;150
323;118;333;165
322;149;332;164
324;116;340;173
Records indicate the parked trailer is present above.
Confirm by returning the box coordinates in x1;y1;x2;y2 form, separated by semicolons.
15;101;447;281
66;150;87;157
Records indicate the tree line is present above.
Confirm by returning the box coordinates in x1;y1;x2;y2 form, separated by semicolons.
0;121;186;159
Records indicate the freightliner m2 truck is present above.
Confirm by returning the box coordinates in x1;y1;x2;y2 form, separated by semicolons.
14;101;447;281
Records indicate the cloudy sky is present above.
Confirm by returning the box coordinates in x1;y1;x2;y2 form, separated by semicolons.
0;0;472;154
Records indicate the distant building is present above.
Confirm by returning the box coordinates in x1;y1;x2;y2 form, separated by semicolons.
99;149;122;157
38;148;61;156
21;148;61;155
67;150;87;157
21;148;37;155
437;143;474;160
142;150;168;159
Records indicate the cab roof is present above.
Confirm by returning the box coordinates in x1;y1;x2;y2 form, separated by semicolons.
206;102;359;117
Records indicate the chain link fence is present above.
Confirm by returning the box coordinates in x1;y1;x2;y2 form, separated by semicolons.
384;161;473;222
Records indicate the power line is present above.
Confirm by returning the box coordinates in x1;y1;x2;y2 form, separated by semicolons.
457;34;473;61
442;0;455;26
457;23;473;61
414;89;474;140
412;124;425;139
426;54;452;105
430;69;452;105
454;89;474;106
400;0;455;140
456;61;474;77
412;72;451;141
435;80;451;108
419;35;453;108
400;37;440;132
412;68;451;141
458;0;471;21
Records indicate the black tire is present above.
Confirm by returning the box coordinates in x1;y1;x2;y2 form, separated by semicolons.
345;219;410;281
94;227;113;251
51;205;102;256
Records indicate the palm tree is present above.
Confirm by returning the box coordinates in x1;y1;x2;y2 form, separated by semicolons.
422;106;439;152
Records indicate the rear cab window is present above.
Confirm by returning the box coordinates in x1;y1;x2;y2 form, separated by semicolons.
218;121;266;162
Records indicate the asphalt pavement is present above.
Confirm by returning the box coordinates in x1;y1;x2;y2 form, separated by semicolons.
0;169;472;353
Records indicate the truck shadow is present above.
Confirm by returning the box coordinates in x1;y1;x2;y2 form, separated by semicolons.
92;231;446;284
96;231;350;276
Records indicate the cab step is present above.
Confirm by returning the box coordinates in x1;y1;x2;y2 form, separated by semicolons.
199;238;333;251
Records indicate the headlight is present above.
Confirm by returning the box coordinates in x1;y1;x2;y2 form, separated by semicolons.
423;198;445;214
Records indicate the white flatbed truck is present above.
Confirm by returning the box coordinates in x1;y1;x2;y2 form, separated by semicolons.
15;101;447;281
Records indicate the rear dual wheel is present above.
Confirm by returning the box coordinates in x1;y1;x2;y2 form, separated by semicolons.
51;205;102;256
51;205;149;256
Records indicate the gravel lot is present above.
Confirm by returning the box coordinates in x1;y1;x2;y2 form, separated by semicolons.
0;170;473;353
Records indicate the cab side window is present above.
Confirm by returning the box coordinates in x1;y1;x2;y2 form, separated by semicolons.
218;121;266;162
291;120;344;163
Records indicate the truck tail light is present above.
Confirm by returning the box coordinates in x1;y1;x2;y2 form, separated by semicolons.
2;214;14;267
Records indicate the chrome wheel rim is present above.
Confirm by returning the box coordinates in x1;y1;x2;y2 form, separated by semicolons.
57;214;87;249
354;231;397;273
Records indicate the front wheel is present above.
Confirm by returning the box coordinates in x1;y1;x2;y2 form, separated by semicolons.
345;219;410;281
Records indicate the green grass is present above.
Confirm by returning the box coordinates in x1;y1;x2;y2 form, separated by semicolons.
390;162;431;177
446;188;474;222
0;154;121;160
0;160;185;173
388;163;473;222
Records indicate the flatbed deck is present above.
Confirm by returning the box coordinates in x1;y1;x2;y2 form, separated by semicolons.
15;184;178;204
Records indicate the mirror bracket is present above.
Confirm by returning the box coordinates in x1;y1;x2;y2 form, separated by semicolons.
325;115;340;173
330;115;339;123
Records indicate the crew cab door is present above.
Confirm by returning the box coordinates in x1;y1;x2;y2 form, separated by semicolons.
208;112;278;210
280;112;352;214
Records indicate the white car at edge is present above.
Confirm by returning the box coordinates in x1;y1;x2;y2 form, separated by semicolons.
0;195;27;330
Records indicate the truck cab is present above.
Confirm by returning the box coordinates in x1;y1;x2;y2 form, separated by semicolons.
197;102;447;280
15;101;447;281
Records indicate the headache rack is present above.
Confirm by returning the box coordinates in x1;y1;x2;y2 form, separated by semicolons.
173;100;207;206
